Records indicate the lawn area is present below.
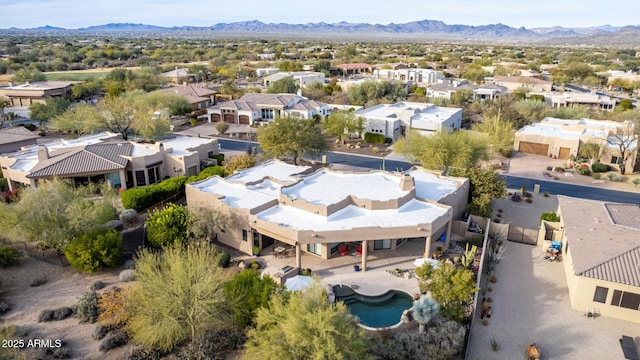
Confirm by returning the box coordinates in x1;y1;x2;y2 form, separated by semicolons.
43;71;110;81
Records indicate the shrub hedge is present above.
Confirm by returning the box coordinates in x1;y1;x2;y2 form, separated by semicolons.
0;245;21;268
121;176;188;212
591;163;611;173
186;165;224;184
64;228;122;273
576;166;591;176
364;132;385;144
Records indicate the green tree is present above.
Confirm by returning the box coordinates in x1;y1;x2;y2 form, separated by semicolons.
266;77;298;94
127;243;232;353
28;97;72;126
416;262;479;322
472;113;515;157
321;110;365;145
394;130;489;174
63;228;122;273
72;80;103;101
145;203;192;248
223;269;280;327
618;98;634;111
578;142;601;165
450;88;474;106
258;116;328;165
51;102;102;133
244;283;374;360
0;180;117;251
462;167;507;218
313;60;332;74
188;206;228;243
11;68;45;83
222;153;256;176
606;122;638;174
215;121;230;135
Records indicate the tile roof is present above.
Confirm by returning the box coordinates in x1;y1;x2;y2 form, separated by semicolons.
27;142;132;178
155;85;215;104
238;93;299;107
210;100;257;111
558;196;640;287
493;75;551;85
0;127;39;145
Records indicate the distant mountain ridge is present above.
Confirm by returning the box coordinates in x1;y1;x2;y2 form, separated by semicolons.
4;20;639;43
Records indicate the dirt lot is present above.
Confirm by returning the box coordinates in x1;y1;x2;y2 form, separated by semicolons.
1;255;131;359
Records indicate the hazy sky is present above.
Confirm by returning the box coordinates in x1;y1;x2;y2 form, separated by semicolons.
4;0;639;29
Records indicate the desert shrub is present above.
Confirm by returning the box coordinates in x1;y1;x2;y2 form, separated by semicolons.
540;212;560;222
364;132;385;144
63;228;122;273
0;301;10;315
215;122;230;135
217;251;231;268
372;147;379;153
34;342;70;360
92;324;110;341
211;154;225;166
99;331;129;352
176;326;246;360
223;154;255;176
186;165;224;183
223;269;280;327
145;203;192;248
0;246;20;268
607;173;618;181
124;259;135;269
125;346;164;360
554;167;564;172
371;317;465;360
98;286;130;329
592;172;601;180
38;307;73;322
30;277;48;287
91;281;106;291
75;290;100;323
470;234;483;247
525;198;533;203
576;166;591;176
633;178;640;186
119;269;135;282
591;163;611;173
546;166;553;171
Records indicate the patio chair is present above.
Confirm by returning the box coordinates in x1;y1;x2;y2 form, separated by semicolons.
339;245;349;256
355;245;362;256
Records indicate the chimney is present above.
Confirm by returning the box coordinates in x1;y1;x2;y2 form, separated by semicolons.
399;173;414;191
37;145;50;161
183;81;188;88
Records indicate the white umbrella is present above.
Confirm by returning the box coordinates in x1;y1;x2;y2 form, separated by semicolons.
413;258;440;268
285;275;314;291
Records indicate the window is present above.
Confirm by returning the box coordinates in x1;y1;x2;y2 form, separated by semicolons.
307;243;322;256
374;239;392;250
147;168;157;184
242;230;248;242
620;292;640;311
610;156;622;165
593;286;608;303
135;170;146;187
612;290;623;306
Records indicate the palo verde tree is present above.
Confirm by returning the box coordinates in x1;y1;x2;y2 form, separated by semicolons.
394;130;489;174
321;110;365;145
127;243;232;353
145;203;193;248
222;269;280;327
472;113;515;157
578;141;601;165
222;153;256;176
0;179;118;251
258;116;328;165
266;77;298;94
244;282;374;360
28;97;72;126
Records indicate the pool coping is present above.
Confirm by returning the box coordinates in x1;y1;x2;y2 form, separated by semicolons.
334;285;414;331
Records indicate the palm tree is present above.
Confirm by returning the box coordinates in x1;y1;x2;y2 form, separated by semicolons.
412;295;439;333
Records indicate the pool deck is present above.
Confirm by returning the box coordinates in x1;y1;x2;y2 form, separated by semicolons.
246;237;438;297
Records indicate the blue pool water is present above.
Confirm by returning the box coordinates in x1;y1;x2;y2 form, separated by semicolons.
333;286;413;328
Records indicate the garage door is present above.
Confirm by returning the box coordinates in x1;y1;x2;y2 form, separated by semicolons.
211;114;221;122
223;114;235;123
239;115;250;124
519;141;549;156
558;147;571;160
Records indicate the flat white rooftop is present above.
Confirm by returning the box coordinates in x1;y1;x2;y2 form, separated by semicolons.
518;123;581;141
192;176;280;210
227;160;309;184
282;170;408;205
256;199;448;231
408;169;461;200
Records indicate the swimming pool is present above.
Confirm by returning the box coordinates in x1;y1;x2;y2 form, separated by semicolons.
333;285;413;329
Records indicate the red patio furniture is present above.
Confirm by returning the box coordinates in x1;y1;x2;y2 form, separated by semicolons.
339;245;349;256
355;245;362;256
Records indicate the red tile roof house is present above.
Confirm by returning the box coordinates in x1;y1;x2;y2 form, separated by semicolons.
336;63;374;76
153;84;216;117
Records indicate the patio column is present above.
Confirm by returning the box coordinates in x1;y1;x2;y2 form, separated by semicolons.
424;235;432;258
445;219;452;249
361;240;368;272
295;243;302;269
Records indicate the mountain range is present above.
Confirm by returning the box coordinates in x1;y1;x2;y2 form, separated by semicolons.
4;20;640;44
